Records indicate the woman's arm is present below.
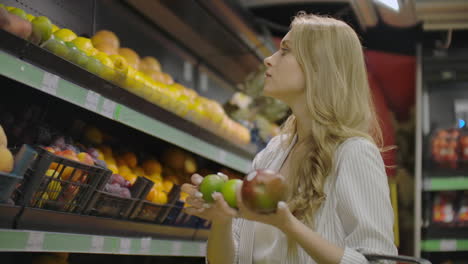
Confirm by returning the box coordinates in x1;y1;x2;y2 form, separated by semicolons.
206;218;236;264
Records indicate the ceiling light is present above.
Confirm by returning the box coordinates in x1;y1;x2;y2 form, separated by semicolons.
375;0;400;11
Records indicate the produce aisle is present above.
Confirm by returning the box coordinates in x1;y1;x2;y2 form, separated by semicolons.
0;0;278;263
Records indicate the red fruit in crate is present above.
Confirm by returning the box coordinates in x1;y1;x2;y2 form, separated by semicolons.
241;169;287;214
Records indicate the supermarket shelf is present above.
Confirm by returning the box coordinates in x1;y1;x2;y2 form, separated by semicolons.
423;177;468;191
421;239;468;252
0;30;254;173
0;228;206;256
423;226;468;239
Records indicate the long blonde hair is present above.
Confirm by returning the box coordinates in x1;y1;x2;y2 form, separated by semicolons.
282;12;383;227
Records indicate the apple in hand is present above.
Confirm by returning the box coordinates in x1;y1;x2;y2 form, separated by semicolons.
199;173;226;203
241;169;287;214
221;179;242;208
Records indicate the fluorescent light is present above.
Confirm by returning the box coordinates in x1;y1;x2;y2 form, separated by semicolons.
375;0;400;11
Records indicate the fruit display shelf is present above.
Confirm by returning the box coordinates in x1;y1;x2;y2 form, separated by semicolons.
421;239;468;252
423;177;468;191
0;30;254;173
0;228;206;256
0;204;208;256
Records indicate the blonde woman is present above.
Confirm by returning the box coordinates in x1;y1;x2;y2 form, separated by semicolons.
182;12;397;264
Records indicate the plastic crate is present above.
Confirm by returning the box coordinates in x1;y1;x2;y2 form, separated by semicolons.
163;200;201;228
129;185;181;224
16;147;111;213
0;172;22;203
84;176;152;219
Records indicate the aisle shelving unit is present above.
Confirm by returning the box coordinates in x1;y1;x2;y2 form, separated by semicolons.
414;46;468;261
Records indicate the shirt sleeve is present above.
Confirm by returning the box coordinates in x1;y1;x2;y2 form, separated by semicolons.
335;138;398;264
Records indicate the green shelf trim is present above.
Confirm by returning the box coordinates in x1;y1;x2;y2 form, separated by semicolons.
421;239;468;252
0;229;206;256
424;177;468;191
0;51;252;173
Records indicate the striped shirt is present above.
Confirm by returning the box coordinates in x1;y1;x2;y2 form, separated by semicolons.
231;135;397;264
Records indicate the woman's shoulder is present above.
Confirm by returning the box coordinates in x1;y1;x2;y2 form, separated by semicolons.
336;136;379;157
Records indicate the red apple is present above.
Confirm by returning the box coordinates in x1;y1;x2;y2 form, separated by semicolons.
241;169;287;214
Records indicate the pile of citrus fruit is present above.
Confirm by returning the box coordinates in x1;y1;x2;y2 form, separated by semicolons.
1;5;251;145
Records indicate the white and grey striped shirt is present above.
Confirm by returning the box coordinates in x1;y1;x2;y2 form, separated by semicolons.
229;135;397;264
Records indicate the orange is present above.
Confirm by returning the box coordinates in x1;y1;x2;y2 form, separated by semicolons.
96;149;105;160
162;179;174;193
91;30;120;50
118;165;132;177
133;166;145;177
124;173;137;185
94;43;118;55
154;191;168;204
153;180;164;191
99;145;113;158
118;48;140;69
146;187;157;201
107;164;119;174
122;152;138;168
139;56;161;72
142;159;162;175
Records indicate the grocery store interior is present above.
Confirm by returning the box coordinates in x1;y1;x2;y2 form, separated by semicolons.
0;0;468;263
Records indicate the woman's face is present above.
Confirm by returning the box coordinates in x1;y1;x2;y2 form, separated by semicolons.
263;31;306;102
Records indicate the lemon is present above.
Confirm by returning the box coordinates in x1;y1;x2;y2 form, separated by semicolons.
71;37;94;56
53;28;77;42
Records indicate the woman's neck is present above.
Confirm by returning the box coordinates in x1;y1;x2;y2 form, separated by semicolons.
289;98;312;144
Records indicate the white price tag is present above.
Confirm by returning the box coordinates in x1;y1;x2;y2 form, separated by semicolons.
218;150;227;163
140;237;151;254
199;243;206;256
171;241;182;255
85;90;100;112
183;61;193;82
101;98;117;119
119;238;131;254
440;240;457;251
90;236;104;253
41;72;59;95
26;231;44;251
200;73;208;92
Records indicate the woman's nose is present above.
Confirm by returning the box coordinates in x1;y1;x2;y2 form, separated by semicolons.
264;55;273;67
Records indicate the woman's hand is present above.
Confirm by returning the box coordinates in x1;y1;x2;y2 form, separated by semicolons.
182;174;237;224
235;182;294;231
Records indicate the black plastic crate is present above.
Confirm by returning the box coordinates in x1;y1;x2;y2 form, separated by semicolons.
0;172;22;204
163;200;201;228
16;147;111;213
129;185;181;223
84;176;153;219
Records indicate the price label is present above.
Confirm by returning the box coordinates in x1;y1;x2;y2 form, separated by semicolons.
218;150;227;163
119;238;131;254
26;231;44;251
41;72;59;95
171;241;182;255
140;237;151;254
90;236;104;253
183;61;193;82
101;98;117;119
85;90;100;112
199;243;206;256
440;240;457;251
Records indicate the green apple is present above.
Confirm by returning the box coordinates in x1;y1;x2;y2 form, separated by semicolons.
43;38;69;58
30;16;52;44
221;179;242;208
8;7;27;20
199;174;226;203
85;57;103;75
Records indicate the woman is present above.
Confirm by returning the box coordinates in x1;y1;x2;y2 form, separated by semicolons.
182;12;397;264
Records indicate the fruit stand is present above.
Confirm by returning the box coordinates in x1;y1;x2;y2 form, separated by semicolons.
0;0;275;263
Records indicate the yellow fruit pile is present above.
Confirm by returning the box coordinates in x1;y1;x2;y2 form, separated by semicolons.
0;125;14;173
